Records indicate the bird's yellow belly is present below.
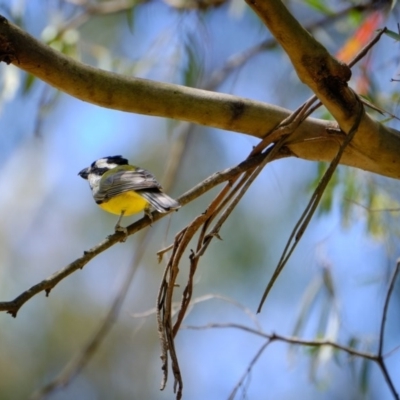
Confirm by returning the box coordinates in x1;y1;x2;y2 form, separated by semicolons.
98;191;148;216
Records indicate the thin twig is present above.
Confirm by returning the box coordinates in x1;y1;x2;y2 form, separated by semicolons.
256;99;364;313
227;340;271;400
378;260;400;356
185;323;377;360
347;27;387;68
345;198;400;213
375;260;400;400
378;361;399;400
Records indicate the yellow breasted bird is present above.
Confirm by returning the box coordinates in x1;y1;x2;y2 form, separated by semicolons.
78;155;180;232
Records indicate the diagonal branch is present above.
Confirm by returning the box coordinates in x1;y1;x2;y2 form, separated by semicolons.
0;150;283;317
245;0;354;126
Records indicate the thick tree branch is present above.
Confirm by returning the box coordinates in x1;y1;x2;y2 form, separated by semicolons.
246;0;354;121
0;15;400;178
245;0;400;180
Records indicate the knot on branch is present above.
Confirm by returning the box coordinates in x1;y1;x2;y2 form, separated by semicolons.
301;55;352;84
0;35;16;65
0;48;15;65
300;54;357;117
322;74;358;113
0;16;17;65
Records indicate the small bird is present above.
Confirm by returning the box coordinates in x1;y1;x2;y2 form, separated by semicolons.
78;155;180;233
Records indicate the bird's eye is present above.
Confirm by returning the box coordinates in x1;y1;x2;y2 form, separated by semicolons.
94;167;109;176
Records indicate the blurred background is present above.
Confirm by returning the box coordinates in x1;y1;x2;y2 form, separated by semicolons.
0;0;400;398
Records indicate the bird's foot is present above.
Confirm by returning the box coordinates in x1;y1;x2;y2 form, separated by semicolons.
144;209;153;225
115;224;128;242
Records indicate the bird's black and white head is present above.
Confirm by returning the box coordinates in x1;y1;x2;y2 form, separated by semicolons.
78;155;129;188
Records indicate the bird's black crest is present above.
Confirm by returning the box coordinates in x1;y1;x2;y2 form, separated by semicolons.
91;155;129;168
106;155;129;165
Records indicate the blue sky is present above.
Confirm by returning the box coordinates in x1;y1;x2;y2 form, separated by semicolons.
0;1;399;399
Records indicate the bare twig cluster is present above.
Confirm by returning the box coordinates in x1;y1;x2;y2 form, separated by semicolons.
156;94;329;397
154;25;390;398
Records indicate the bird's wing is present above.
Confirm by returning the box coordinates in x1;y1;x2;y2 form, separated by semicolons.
94;168;162;202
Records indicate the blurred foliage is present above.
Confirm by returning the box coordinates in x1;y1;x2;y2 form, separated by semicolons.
303;0;334;15
182;32;204;87
384;27;400;41
309;163;400;238
0;0;400;399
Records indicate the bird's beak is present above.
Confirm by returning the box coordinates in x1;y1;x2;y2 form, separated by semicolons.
78;168;89;180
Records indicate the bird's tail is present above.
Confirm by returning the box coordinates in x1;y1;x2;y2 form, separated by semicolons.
139;189;181;213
